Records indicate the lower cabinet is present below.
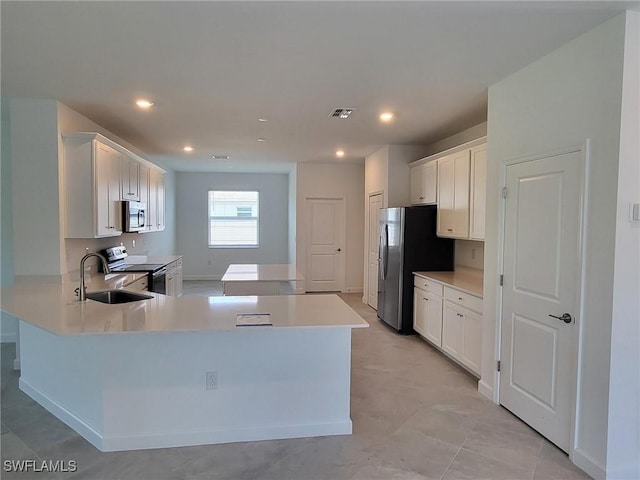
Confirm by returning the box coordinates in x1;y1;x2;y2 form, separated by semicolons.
413;274;482;376
125;275;149;292
165;258;183;297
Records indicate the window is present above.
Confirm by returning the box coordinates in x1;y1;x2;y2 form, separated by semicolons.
208;191;259;247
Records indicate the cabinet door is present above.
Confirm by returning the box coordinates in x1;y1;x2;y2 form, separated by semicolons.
469;145;487;240
424;291;443;347
175;259;183;297
461;308;482;375
156;171;165;231
108;149;123;234
437;151;470;238
413;288;428;336
442;302;463;358
94;143;112;237
121;156;140;201
147;169;158;232
139;164;150;231
95;142;122;237
410;165;426;205
422;161;437;204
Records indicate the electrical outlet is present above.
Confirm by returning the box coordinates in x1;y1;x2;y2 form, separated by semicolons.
132;239;136;248
208;259;212;265
206;371;218;390
471;248;476;260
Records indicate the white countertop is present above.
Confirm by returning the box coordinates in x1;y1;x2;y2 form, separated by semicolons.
413;267;484;297
1;274;366;336
222;264;303;282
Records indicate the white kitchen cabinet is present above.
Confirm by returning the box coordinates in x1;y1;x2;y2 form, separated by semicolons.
121;155;140;201
437;150;470;238
469;145;487;240
413;272;482;377
63;134;123;238
442;287;482;376
125;275;149;292
413;275;444;346
410;161;437;205
63;132;166;239
147;168;166;232
165;259;183;297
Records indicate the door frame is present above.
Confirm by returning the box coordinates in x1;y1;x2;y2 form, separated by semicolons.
304;197;347;293
365;192;384;305
494;141;590;459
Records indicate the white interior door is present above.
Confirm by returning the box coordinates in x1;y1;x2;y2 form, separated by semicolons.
305;198;345;292
500;150;583;452
367;194;383;308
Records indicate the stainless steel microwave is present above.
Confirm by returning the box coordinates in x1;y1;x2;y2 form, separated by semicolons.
122;201;146;232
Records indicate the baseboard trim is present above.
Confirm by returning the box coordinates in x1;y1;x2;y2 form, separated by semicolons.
477;380;494;402
19;378;104;451
572;447;606;479
19;377;352;452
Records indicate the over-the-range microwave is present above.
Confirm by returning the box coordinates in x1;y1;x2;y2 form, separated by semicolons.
122;201;146;232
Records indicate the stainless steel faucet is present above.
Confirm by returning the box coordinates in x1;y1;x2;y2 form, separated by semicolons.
79;253;110;301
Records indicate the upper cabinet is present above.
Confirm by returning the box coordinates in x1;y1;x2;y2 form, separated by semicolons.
410;161;437;205
469;144;487;240
62;132;165;238
121;155;141;201
147;167;166;232
437;150;471;238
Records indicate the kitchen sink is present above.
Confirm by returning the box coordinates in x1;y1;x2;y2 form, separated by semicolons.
86;290;153;304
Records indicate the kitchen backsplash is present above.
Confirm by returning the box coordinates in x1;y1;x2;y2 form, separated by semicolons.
65;234;150;273
454;239;484;270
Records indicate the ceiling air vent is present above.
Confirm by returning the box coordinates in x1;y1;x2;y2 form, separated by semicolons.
329;108;354;119
212;155;230;160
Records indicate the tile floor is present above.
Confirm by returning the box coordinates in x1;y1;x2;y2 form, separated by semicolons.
1;284;591;479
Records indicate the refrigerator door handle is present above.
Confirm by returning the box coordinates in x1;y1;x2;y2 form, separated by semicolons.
382;224;389;280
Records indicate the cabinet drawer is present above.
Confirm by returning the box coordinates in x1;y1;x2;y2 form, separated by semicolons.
166;261;177;274
176;258;183;268
444;286;482;313
126;275;149;292
414;276;443;296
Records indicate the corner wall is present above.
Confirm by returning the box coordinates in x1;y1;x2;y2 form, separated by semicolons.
485;14;627;478
296;163;364;293
175;172;289;280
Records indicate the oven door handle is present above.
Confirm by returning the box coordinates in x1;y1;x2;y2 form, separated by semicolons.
152;268;167;278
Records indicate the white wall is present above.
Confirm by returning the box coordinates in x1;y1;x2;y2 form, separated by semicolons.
296;163;364;293
176;172;289;280
454;240;484;270
606;10;639;480
288;166;297;265
485;14;628;478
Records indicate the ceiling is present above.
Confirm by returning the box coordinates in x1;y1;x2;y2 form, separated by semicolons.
2;1;636;173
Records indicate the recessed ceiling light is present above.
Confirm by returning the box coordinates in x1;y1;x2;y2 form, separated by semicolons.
257;117;268;122
183;146;194;152
257;138;266;142
336;150;345;158
379;112;394;122
135;99;154;109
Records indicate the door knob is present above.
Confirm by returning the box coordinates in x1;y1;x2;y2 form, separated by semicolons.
549;313;572;324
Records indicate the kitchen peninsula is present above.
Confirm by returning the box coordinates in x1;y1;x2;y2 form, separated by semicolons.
1;275;368;452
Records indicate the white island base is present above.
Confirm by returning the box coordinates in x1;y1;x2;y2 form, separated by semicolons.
19;321;354;452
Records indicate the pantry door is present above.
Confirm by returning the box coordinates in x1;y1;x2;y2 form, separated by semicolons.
367;193;383;308
500;149;584;452
305;198;345;292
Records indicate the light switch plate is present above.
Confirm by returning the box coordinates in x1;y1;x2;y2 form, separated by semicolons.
631;203;640;223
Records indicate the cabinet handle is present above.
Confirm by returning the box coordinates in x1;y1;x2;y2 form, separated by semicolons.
457;313;463;318
458;297;463;301
423;297;428;301
447;228;453;232
419;196;424;200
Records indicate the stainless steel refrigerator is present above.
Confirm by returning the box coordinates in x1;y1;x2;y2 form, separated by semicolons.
377;205;454;334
